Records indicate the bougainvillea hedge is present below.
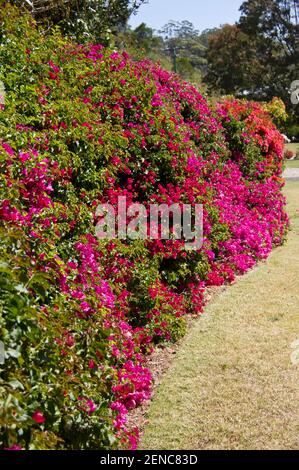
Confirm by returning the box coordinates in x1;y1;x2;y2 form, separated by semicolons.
0;4;288;450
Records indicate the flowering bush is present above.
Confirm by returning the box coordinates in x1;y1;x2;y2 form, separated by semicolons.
0;5;288;450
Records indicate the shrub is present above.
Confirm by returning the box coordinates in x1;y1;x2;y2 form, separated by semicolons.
0;4;289;449
284;150;295;160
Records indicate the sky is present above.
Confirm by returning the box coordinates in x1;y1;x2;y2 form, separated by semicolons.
129;0;244;33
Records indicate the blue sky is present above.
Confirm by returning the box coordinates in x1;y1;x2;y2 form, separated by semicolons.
129;0;244;32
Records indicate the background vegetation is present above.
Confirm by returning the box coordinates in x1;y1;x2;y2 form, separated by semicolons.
12;0;299;136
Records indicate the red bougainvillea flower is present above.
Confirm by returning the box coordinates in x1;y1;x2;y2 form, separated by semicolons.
32;411;45;424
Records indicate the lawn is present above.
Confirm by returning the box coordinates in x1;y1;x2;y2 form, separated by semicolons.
141;180;299;450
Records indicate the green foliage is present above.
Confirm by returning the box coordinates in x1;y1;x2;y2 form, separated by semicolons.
0;3;289;451
117;20;209;87
0;225;117;449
